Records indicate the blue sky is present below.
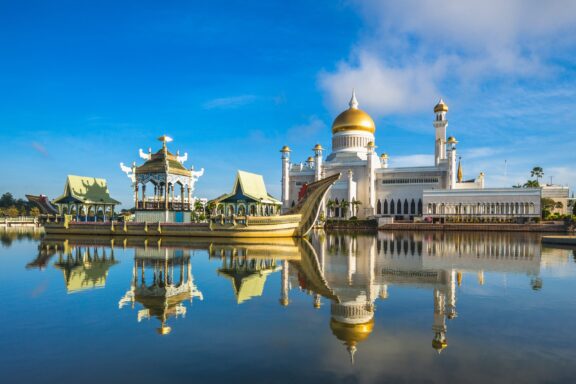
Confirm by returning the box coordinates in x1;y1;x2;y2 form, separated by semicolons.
1;0;575;207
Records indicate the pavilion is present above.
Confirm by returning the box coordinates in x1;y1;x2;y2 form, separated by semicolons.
121;135;204;223
52;175;120;221
211;170;282;217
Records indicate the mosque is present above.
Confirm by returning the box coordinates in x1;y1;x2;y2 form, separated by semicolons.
280;93;541;221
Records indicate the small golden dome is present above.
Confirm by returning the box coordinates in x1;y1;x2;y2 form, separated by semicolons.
432;339;448;351
313;144;323;151
306;156;314;163
330;318;374;346
280;145;291;153
447;136;458;144
279;298;289;306
156;326;172;335
434;98;449;113
367;141;375;147
380;153;388;159
332;92;376;134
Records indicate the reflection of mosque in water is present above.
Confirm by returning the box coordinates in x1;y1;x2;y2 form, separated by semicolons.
29;232;553;361
118;247;203;335
290;232;543;362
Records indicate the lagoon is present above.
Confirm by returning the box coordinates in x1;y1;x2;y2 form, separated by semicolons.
1;229;575;383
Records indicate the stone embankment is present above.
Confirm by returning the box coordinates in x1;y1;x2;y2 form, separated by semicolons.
0;217;40;228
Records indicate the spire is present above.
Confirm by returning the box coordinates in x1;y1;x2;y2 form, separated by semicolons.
349;89;358;109
457;157;463;183
347;344;357;365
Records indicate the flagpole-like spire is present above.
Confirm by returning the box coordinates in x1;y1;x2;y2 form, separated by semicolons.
349;89;358;109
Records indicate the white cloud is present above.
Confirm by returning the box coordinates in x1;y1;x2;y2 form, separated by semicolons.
202;94;257;109
319;0;576;114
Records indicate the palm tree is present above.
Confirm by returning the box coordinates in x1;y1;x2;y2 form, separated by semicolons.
340;200;350;218
531;166;544;184
524;180;540;188
326;199;335;218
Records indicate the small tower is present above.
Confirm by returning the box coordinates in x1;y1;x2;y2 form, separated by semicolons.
280;146;291;211
432;288;448;354
380;153;389;169
313;144;323;181
433;99;449;166
366;141;377;216
279;259;290;306
447;136;458;189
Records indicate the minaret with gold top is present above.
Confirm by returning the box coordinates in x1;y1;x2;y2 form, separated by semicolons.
433;98;449;166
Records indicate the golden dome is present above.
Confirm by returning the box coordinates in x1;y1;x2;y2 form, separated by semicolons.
447;136;458;144
380;153;388;159
306;156;314;163
280;145;291;153
330;318;374;346
432;339;448;351
434;98;449;113
367;141;375;147
332;92;376;134
313;144;324;151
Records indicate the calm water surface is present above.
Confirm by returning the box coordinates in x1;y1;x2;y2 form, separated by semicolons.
1;229;576;383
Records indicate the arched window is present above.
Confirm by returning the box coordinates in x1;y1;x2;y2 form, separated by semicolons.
418;199;422;215
383;199;388;214
404;199;409;214
410;199;416;214
291;200;295;207
250;205;256;215
397;200;402;214
390;199;395;214
377;199;382;215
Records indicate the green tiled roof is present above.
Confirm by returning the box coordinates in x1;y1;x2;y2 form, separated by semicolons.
53;175;121;205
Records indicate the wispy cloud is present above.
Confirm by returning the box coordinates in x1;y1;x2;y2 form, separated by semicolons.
31;142;49;157
319;0;576;115
389;154;433;168
202;95;257;109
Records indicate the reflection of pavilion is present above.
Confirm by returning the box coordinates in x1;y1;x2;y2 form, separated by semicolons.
30;241;118;293
292;231;543;362
119;247;203;335
209;243;290;304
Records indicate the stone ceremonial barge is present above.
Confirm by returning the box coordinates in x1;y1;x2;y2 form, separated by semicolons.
44;136;340;238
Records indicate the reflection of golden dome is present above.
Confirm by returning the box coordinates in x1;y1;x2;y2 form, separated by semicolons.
157;326;172;335
332;92;376;134
280;145;291;152
432;339;448;351
434;98;448;113
279;298;289;306
330;318;374;346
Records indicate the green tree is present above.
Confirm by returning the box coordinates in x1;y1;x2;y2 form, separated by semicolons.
524;180;540;188
0;193;15;208
326;199;335;218
531;166;544;184
541;197;555;218
340;200;350;217
6;206;19;218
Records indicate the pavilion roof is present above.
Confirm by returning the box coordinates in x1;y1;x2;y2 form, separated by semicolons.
218;267;278;304
135;147;191;177
53;175;120;205
215;170;281;205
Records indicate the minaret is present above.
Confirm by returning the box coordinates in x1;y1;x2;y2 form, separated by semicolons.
380;153;389;168
280;146;291;211
347;169;354;219
366;141;376;216
432;288;448;353
433;99;449;166
447;136;458;189
313;144;323;181
279;259;290;306
446;269;457;320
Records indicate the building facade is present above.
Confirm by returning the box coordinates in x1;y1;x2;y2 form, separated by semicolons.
281;92;541;221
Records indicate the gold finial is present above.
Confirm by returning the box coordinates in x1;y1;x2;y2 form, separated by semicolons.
457;157;463;183
157;135;173;149
280;145;291;153
434;98;449;113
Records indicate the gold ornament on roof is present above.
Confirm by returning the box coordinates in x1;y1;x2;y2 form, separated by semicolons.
332;90;376;134
434;98;449;113
280;145;291;152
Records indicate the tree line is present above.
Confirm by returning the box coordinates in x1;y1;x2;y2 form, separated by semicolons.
0;193;40;218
